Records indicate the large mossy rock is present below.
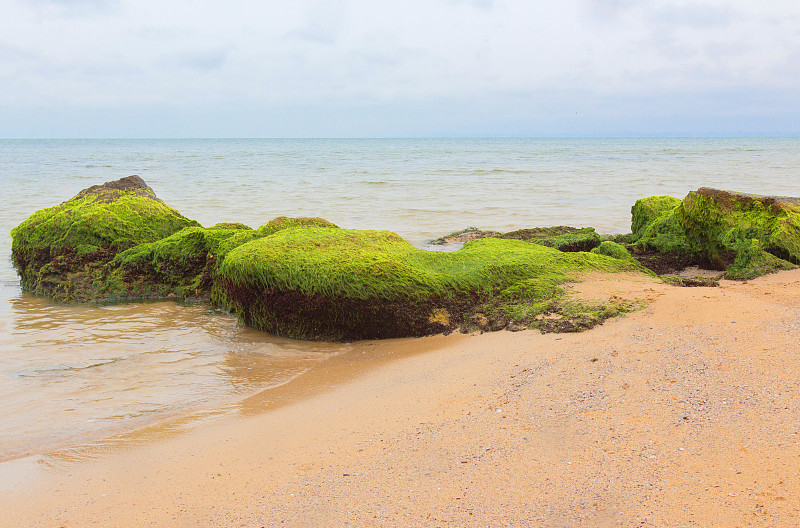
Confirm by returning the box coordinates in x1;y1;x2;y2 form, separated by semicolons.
626;188;800;280
215;227;639;340
11;176;199;301
677;188;800;279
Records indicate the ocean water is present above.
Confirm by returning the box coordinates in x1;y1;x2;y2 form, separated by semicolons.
1;137;799;461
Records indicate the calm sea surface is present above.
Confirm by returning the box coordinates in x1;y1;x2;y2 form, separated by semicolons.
1;137;799;461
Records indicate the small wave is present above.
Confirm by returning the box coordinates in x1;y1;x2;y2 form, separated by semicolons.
15;358;125;377
468;168;533;175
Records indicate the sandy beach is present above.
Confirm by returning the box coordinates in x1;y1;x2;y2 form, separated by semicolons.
3;269;800;527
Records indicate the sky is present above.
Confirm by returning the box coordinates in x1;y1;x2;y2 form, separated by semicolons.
1;0;799;138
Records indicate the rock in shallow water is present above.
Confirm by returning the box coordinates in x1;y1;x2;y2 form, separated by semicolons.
10;175;198;302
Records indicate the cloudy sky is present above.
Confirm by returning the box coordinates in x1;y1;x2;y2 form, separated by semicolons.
1;0;799;137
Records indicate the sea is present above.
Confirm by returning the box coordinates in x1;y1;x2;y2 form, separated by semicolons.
1;137;798;463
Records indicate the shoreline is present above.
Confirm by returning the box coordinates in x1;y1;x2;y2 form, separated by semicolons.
2;269;800;526
0;329;464;466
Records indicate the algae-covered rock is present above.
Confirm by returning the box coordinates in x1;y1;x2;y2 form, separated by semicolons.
626;188;800;280
678;188;800;278
215;227;639;340
629;195;692;255
11;176;198;301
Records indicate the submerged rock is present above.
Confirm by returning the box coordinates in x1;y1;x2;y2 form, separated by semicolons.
431;225;601;252
429;227;501;245
10;175;198;302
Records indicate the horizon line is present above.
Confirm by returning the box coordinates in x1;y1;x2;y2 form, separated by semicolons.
2;134;799;141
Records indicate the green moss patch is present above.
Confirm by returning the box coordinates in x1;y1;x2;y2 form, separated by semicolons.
103;217;339;302
498;226;601;252
591;240;635;261
629;195;693;255
216;227;640;340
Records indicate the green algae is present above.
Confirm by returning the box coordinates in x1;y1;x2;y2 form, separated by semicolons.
10;176;198;301
532;298;641;334
105;217;340;301
105;223;253;300
591;240;636;261
723;239;795;280
629;196;693;255
216;228;639;340
498;226;601;252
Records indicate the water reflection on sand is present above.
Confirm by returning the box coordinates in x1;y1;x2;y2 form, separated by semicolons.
0;292;347;462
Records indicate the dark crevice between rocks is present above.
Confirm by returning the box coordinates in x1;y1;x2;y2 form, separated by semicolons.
628;248;722;287
629;248;701;275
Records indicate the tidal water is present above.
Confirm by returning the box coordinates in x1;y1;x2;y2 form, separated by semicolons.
1;137;799;461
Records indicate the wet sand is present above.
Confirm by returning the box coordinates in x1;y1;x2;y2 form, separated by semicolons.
3;270;800;527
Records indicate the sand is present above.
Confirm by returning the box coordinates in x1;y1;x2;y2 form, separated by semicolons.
2;270;800;527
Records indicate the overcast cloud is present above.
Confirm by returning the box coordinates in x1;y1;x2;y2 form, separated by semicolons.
1;0;799;137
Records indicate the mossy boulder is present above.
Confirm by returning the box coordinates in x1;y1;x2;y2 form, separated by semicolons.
10;176;199;301
626;189;800;280
677;188;800;279
215;227;640;341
